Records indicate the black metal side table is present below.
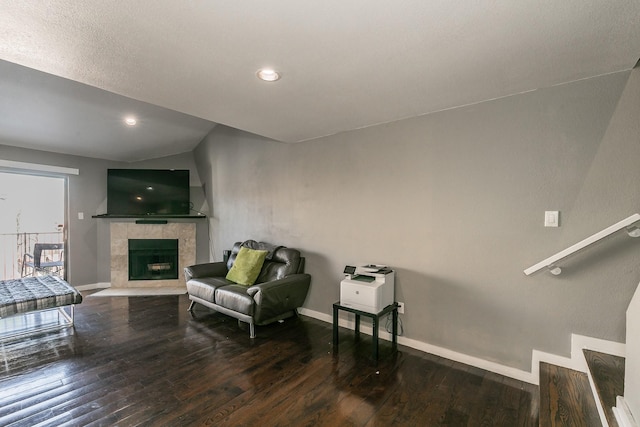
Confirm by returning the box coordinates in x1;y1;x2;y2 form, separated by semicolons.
332;301;398;361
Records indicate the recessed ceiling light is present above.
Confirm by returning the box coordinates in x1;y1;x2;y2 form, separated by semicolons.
124;117;137;126
256;68;281;82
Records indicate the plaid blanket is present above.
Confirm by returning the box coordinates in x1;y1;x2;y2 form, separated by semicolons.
0;275;82;318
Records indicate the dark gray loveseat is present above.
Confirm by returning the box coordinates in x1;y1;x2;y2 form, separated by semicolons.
184;240;311;338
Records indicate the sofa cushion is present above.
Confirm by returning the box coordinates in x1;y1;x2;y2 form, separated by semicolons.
226;247;268;285
227;241;302;283
186;277;233;303
256;247;301;283
215;286;255;315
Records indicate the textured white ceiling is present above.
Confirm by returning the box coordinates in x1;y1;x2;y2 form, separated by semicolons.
0;1;639;160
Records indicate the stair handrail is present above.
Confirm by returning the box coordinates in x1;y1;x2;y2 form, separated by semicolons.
524;213;640;276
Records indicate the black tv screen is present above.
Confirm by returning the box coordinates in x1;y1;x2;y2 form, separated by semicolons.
107;169;190;216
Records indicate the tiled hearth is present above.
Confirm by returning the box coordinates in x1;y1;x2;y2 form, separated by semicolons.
110;222;196;288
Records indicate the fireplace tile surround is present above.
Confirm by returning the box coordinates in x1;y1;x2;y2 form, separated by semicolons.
110;222;196;288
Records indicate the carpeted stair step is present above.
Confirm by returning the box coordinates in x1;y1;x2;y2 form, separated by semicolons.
539;362;602;427
583;349;625;427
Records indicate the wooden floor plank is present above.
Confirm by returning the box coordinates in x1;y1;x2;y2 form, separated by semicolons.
539;362;602;427
0;290;540;426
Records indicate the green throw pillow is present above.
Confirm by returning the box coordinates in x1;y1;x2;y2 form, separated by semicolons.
226;247;268;286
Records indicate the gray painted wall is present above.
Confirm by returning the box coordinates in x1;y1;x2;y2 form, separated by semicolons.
0;145;209;286
193;69;640;371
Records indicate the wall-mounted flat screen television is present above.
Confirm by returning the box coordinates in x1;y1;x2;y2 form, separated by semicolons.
107;169;190;216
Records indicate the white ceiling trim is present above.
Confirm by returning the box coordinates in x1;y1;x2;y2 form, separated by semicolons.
0;159;80;175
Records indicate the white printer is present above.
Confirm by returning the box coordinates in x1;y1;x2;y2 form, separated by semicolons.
340;265;395;313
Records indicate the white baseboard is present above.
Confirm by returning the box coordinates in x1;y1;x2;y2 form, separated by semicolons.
299;307;625;386
614;396;638;427
299;307;534;383
75;282;111;291
531;334;625;385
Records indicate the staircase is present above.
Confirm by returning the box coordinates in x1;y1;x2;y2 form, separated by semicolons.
524;217;640;427
539;349;626;426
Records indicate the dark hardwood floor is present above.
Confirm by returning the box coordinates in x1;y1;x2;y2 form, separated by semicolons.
0;290;539;426
539;362;601;427
583;349;625;427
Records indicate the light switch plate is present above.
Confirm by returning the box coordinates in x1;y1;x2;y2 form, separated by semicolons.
544;211;559;227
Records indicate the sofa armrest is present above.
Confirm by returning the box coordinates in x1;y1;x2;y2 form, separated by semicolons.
246;274;309;296
184;262;228;281
248;274;311;323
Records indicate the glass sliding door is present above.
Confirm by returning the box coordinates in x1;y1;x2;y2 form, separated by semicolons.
0;171;66;280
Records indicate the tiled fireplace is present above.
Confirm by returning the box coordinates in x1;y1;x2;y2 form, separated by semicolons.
110;222;196;288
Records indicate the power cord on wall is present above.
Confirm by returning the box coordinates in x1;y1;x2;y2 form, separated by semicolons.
189;202;206;217
385;313;404;336
189;202;217;261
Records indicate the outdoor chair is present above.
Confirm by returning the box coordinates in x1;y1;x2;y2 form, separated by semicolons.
21;242;65;277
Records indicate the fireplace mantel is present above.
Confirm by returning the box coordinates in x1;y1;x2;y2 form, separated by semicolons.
110;222;196;288
94;214;206;219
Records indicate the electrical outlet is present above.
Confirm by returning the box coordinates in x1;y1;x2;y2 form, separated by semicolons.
397;302;405;314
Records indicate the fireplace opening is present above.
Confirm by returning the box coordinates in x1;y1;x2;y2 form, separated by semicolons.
128;239;179;280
